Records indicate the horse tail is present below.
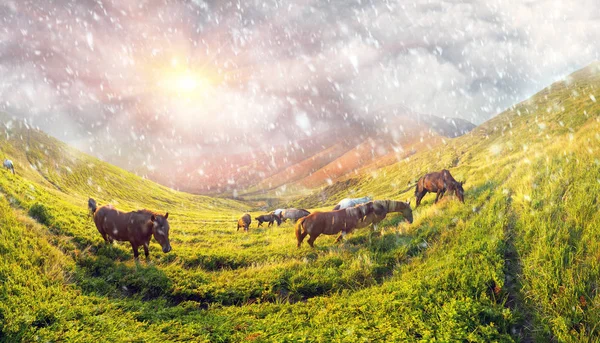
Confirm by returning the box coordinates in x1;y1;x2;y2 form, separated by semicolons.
295;217;306;241
333;204;340;210
88;198;98;215
413;178;423;196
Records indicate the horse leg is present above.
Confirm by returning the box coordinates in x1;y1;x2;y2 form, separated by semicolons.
131;242;140;260
435;189;446;203
307;234;318;248
416;191;426;207
297;231;308;248
335;233;342;243
101;232;112;245
143;243;150;260
334;231;347;243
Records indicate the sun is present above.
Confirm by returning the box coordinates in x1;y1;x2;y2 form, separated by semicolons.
175;74;199;92
160;70;209;95
150;57;218;96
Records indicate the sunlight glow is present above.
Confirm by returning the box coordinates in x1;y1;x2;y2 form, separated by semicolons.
176;74;199;92
160;69;212;96
147;55;224;100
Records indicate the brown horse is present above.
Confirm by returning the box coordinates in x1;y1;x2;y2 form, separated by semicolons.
295;202;375;248
88;198;172;259
255;213;281;227
237;213;251;232
282;208;311;223
415;169;464;207
355;200;413;230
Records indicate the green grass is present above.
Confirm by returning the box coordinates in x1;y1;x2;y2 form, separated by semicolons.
1;62;600;342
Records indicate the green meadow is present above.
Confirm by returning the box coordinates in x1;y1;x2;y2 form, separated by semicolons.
1;63;600;342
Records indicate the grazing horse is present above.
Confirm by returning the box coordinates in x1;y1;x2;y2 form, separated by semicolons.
356;200;413;230
237;213;251;232
282;208;311;223
88;198;172;260
332;196;372;210
415;169;464;207
255;213;281;227
3;159;14;174
295;202;375;248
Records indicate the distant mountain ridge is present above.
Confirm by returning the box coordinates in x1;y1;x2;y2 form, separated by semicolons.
143;110;475;195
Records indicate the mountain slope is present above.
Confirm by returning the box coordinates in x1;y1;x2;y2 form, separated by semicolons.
0;62;599;342
0;114;248;214
145;112;474;195
239;113;474;200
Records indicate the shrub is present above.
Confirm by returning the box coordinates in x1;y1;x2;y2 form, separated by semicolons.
28;203;53;226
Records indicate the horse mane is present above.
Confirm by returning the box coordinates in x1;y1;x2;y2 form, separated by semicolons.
374;200;410;213
344;206;361;217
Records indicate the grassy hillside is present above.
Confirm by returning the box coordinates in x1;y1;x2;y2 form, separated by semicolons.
0;62;599;342
292;62;600;341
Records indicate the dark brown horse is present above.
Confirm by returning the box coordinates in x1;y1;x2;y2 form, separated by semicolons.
295;202;375;248
415;169;464;207
255;213;281;227
355;200;413;230
88;198;172;259
237;213;251;232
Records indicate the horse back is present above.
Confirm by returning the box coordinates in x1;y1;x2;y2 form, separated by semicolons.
423;171;447;191
95;206;152;242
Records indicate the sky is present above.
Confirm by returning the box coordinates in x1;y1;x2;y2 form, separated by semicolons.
1;0;599;188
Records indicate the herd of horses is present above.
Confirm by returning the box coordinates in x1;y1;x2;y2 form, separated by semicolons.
241;169;464;248
84;169;464;259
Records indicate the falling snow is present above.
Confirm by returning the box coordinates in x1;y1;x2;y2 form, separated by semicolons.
0;0;599;193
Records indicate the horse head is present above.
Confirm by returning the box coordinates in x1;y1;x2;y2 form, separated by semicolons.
402;199;414;223
151;212;172;253
455;181;465;203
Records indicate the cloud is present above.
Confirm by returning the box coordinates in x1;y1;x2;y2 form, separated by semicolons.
0;0;599;179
